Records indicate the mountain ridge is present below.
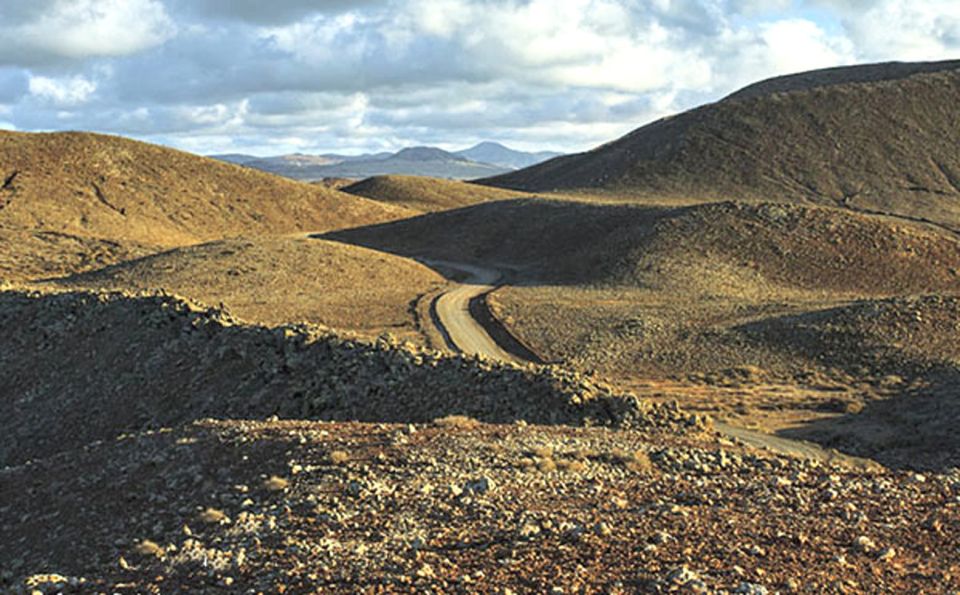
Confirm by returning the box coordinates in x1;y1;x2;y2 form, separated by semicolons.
211;141;561;180
480;59;960;230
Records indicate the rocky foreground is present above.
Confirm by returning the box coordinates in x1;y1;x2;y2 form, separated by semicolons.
2;287;959;593
2;420;959;593
0;287;699;466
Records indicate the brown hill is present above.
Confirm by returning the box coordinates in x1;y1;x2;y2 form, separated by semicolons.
482;60;960;230
342;174;531;212
50;236;446;343
328;198;960;445
327;199;960;296
0;131;412;280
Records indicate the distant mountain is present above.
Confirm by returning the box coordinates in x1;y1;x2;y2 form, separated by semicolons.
456;142;562;169
210;153;258;165
393;146;460;162
312;146;509;180
210;142;560;181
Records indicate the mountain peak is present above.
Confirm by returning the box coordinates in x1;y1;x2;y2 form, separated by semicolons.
457;141;562;169
393;146;461;162
467;141;509;150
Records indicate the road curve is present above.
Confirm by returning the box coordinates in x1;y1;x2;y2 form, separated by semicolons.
426;260;520;364
714;422;878;470
425;259;876;468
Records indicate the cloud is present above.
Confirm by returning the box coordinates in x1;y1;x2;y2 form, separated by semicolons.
28;74;97;106
0;0;957;155
757;18;855;75
0;0;175;66
820;0;960;60
170;0;384;25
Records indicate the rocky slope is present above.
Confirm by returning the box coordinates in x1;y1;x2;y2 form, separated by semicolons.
3;419;957;593
342;175;531;212
50;236;447;344
0;287;701;467
327;199;960;296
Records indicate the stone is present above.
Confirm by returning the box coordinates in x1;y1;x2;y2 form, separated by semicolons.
666;565;699;586
854;535;876;553
734;582;769;595
652;531;672;544
463;476;496;495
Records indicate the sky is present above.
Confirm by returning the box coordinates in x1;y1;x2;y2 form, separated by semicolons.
0;0;958;156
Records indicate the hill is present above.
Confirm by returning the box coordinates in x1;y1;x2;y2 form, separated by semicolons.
239;151;391;177
0;131;410;280
455;141;562;169
327;198;960;445
482;60;960;230
327;198;960;295
51;237;447;343
0;287;683;466
342;175;533;212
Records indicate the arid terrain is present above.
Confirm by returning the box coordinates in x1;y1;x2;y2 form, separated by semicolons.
483;60;960;230
4;60;960;593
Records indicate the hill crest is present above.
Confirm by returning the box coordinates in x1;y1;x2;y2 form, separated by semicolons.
0;130;411;280
481;59;960;231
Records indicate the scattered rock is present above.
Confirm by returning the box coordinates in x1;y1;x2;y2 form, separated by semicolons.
878;547;896;562
853;535;877;553
263;476;289;492
735;582;769;595
463;476;496;495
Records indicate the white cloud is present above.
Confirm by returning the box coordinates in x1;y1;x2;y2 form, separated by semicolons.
1;0;175;65
0;0;956;155
28;75;97;106
827;0;960;61
759;18;855;74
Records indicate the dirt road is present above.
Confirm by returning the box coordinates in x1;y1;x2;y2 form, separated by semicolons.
425;260;520;363
427;260;875;468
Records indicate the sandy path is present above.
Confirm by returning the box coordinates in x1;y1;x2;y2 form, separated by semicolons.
424;260;520;363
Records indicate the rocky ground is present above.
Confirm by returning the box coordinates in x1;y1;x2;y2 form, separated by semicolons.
0;287;704;467
3;268;960;594
3;419;959;593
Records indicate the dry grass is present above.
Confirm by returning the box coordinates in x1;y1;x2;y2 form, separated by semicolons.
554;459;587;473
433;415;482;429
611;449;655;473
0;131;413;281
329;450;350;465
51;236;446;343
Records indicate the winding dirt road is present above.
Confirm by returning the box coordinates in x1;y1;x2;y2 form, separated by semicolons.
427;260;875;468
426;261;520;363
